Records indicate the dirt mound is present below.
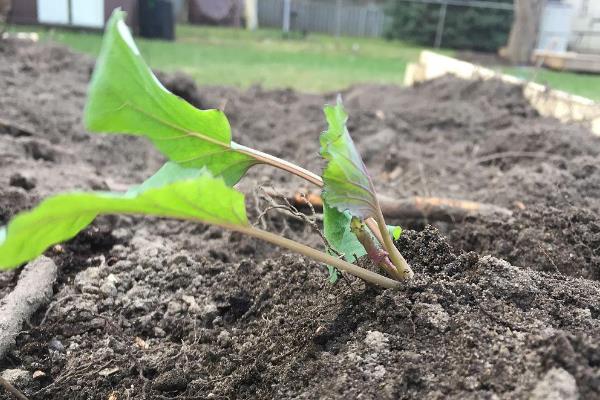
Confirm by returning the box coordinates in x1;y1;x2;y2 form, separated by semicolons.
2;39;600;399
451;206;600;281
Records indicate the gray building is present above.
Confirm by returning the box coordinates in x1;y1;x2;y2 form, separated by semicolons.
9;0;139;31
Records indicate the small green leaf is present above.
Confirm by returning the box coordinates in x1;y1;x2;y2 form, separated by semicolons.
84;10;256;185
326;266;339;284
323;203;369;284
323;203;367;262
388;225;403;241
0;170;248;270
320;97;377;219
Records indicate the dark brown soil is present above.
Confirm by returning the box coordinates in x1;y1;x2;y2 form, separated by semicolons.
2;38;600;399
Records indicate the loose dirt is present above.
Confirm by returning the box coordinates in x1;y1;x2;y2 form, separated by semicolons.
1;38;600;399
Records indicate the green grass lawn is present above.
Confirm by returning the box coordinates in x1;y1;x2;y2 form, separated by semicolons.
8;23;600;100
505;66;600;101
11;24;433;93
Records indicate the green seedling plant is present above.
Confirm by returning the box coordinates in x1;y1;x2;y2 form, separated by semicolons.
0;10;414;288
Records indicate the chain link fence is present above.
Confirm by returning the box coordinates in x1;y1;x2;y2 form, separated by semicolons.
257;0;514;43
258;0;387;37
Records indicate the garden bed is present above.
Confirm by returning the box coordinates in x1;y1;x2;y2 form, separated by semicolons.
1;39;600;399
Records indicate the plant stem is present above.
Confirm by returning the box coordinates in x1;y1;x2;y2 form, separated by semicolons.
375;207;413;279
365;218;386;246
232;142;323;186
235;225;399;289
350;218;402;280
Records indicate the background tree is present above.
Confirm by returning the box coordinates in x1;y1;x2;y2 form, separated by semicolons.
504;0;545;64
0;0;11;35
385;0;513;53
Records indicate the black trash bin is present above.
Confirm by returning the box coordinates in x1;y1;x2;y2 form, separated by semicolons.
139;0;175;41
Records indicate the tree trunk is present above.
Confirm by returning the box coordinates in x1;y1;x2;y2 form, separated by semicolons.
505;0;546;64
0;0;11;24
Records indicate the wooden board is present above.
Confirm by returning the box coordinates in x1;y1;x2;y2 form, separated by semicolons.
533;50;600;73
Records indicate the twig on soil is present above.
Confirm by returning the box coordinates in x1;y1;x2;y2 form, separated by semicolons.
538;244;560;274
254;187;296;237
468;151;564;165
34;359;112;397
403;305;417;336
0;376;29;400
40;294;74;326
0;118;35;138
255;204;300;225
268;190;513;222
417;162;432;199
251;189;268;230
377;195;513;222
0;256;57;361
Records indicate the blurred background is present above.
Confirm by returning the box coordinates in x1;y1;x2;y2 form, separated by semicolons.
1;0;599;99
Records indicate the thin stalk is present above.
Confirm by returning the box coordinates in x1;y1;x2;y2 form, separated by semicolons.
350;218;402;280
235;225;399;289
375;207;413;280
365;217;385;246
232;142;323;187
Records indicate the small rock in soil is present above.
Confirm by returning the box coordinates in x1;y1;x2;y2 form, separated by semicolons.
8;172;36;190
98;367;120;378
152;368;189;392
364;331;389;353
1;368;31;387
359;128;397;162
167;300;183;315
217;330;232;347
32;370;46;380
530;368;578;400
74;266;102;293
99;274;119;298
48;337;64;352
413;303;450;332
181;294;201;313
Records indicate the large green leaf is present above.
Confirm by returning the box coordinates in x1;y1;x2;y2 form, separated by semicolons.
127;161;205;195
84;10;256;185
320;98;378;219
0;169;248;270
